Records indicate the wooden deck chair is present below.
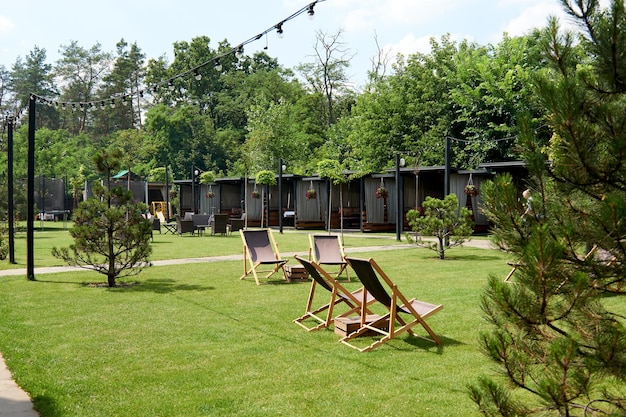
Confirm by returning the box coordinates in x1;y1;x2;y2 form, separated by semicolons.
504;260;523;282
308;234;350;281
239;229;288;285
293;255;374;332
342;257;443;352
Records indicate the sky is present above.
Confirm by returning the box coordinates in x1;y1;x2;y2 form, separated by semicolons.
0;0;587;89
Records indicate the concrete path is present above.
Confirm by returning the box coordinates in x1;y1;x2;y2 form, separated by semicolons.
0;353;38;417
0;238;495;416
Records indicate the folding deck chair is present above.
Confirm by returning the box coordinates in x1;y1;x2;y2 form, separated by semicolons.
293;255;374;332
239;229;288;285
309;234;350;281
342;257;443;352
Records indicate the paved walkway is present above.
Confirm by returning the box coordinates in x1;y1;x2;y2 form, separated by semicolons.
0;238;495;416
0;353;38;417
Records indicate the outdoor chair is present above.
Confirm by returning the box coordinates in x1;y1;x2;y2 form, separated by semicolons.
309;234;350;281
192;214;211;235
239;229;288;285
176;215;196;236
156;211;177;234
211;214;228;236
341;257;443;352
229;213;246;235
151;217;161;233
293;255;374;332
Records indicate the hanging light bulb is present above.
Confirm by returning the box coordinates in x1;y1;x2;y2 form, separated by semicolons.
71;103;77;112
62;103;67;111
194;68;202;81
235;45;244;60
168;79;175;91
110;99;116;109
122;96;129;106
100;101;106;110
307;3;315;19
214;58;222;72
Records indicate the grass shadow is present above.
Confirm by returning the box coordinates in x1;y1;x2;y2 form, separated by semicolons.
120;278;215;294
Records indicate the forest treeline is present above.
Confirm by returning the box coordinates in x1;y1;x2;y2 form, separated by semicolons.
0;26;560;183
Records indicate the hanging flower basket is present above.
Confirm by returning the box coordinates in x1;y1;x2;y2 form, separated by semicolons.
306;189;317;200
206;191;215;198
251;190;260;199
464;184;478;197
376;187;388;199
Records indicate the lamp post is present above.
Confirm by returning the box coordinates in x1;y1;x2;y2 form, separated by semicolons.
27;95;36;280
165;165;170;221
7;117;15;263
395;153;405;241
191;165;202;214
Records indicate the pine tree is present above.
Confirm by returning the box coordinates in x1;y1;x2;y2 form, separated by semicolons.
53;148;152;287
469;1;626;415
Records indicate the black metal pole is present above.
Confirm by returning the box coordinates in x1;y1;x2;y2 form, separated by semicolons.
278;158;283;234
165;165;170;220
27;96;36;280
444;136;450;197
7;117;15;263
444;136;451;247
395;152;402;241
191;166;196;214
359;177;364;232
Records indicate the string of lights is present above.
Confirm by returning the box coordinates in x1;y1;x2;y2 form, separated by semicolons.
17;0;323;119
446;135;518;144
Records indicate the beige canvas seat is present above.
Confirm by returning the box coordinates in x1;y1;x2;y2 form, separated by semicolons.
156;211;177;234
308;234;349;281
293;255;374;332
341;257;443;352
239;229;287;285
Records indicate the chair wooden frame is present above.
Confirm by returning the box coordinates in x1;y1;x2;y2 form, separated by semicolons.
308;234;350;281
342;257;443;352
239;229;288;285
293;255;374;332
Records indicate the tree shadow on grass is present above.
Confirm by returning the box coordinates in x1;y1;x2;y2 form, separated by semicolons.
109;278;215;294
34;276;214;294
430;253;504;262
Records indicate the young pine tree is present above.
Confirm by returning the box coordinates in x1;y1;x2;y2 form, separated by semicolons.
53;148;152;287
469;1;626;415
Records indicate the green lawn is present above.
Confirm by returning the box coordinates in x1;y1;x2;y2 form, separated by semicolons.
0;224;512;416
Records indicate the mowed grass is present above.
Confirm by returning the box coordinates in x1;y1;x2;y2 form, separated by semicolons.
0;224;511;416
1;221;409;270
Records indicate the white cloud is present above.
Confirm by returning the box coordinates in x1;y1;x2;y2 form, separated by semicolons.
0;16;15;36
386;33;433;58
502;2;563;36
328;0;466;31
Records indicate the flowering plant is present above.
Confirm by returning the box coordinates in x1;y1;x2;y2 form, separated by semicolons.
464;184;478;197
206;191;215;198
376;187;388;199
306;189;317;200
251;190;260;199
